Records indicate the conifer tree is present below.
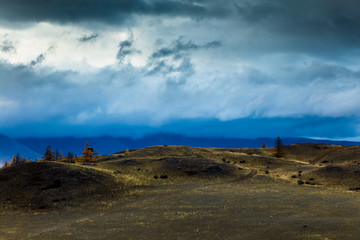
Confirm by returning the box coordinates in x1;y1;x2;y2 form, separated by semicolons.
55;148;60;161
82;141;97;162
3;160;10;168
10;153;21;166
67;152;74;163
273;136;285;158
44;146;55;161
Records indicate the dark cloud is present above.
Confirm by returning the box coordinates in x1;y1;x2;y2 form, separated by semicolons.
30;54;45;66
234;0;360;50
150;37;221;59
116;38;140;63
0;40;16;53
0;0;228;26
147;37;221;80
30;45;56;66
78;33;99;43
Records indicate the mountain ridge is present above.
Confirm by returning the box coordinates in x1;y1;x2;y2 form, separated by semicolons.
1;133;359;166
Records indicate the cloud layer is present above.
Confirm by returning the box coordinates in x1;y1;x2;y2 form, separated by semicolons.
0;0;360;138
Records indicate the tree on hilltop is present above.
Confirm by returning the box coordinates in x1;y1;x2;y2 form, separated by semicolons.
3;160;10;168
272;136;285;158
82;141;97;162
44;145;55;161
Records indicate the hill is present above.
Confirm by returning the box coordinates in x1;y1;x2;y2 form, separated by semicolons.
2;143;360;211
15;133;360;158
2;143;360;239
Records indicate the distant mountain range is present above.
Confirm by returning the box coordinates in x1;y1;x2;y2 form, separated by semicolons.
1;133;360;166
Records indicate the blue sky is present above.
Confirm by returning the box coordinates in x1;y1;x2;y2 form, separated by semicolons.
1;0;360;139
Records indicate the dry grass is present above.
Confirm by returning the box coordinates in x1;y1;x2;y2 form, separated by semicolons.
1;143;360;239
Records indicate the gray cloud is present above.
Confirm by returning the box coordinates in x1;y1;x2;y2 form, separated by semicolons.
116;38;140;63
30;54;45;66
147;37;221;81
78;33;99;43
29;44;56;66
150;37;221;59
0;40;16;53
233;0;360;55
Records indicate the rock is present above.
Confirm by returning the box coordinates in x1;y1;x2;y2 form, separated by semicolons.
265;170;269;174
240;160;246;164
160;174;168;179
153;175;158;179
185;170;198;176
204;166;223;174
309;177;314;181
291;175;297;178
297;180;304;185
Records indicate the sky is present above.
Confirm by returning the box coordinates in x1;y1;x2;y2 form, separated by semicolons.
0;0;360;139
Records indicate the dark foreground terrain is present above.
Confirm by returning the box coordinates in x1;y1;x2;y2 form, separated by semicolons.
1;144;360;239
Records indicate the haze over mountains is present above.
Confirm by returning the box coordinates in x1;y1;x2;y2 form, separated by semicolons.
0;134;41;165
1;133;360;166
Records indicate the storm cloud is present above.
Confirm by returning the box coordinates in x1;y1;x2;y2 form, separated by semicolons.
1;0;360;139
0;0;227;26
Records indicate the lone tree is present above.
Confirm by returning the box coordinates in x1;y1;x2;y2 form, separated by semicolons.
273;136;285;158
82;141;97;162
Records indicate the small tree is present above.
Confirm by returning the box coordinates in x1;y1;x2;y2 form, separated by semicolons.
67;151;74;163
44;145;55;161
55;148;60;161
262;142;266;149
10;153;21;166
3;160;10;168
82;141;97;162
74;154;80;164
273;136;285;158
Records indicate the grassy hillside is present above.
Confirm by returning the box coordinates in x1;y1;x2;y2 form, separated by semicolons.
1;143;360;239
